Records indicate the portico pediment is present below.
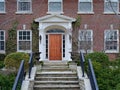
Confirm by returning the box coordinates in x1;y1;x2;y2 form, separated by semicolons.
35;14;76;23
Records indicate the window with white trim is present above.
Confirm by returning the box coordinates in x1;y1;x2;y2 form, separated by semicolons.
48;0;63;13
0;30;5;53
79;30;93;53
104;0;119;13
17;30;32;53
104;30;119;53
78;0;93;13
17;0;32;13
0;0;5;13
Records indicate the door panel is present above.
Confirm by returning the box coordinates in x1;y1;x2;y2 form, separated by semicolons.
49;34;62;60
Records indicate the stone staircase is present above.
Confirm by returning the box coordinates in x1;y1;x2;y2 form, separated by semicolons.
33;61;81;90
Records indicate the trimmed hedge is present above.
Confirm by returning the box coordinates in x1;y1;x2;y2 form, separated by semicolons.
4;52;29;71
85;52;109;66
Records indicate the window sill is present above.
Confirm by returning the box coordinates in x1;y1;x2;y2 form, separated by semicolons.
47;11;64;15
77;12;94;15
0;11;6;14
105;50;119;53
17;50;32;53
103;12;120;15
79;50;93;53
0;51;5;54
16;11;33;14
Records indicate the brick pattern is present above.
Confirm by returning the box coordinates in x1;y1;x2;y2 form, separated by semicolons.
0;0;120;59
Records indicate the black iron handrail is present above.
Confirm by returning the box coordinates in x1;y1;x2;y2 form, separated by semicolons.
80;52;85;77
28;52;33;78
12;60;25;90
88;59;99;90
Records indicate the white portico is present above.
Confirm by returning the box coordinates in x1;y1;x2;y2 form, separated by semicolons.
35;14;76;61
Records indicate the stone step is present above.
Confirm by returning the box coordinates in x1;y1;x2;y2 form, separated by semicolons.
41;68;71;71
42;65;69;68
43;61;68;64
34;81;79;85
43;62;68;66
35;77;78;81
34;85;80;90
36;72;77;77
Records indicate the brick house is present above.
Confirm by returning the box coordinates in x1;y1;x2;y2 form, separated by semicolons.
0;0;120;61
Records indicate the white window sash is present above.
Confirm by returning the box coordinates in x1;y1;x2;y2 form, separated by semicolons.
0;0;4;2
79;30;93;53
17;30;32;53
48;0;62;2
105;0;118;2
0;30;5;53
18;0;31;2
104;30;119;53
79;0;92;2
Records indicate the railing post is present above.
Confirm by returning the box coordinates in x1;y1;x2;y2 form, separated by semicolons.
29;52;33;78
12;60;25;90
80;52;85;77
88;59;99;90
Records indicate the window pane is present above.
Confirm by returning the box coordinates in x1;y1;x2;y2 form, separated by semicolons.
105;2;118;12
18;30;31;51
105;30;118;51
0;41;4;50
18;2;30;11
0;2;4;11
79;2;92;12
49;2;61;12
19;41;30;50
79;30;92;51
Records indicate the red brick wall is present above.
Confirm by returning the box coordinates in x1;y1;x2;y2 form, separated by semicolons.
0;0;120;60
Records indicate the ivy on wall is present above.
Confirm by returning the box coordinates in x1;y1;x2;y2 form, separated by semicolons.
6;21;18;55
31;21;39;53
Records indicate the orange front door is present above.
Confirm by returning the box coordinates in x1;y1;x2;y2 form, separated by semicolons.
49;34;62;60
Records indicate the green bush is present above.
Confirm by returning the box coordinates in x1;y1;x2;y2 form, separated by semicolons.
4;52;29;71
0;54;6;61
116;83;120;90
0;73;15;90
85;52;109;66
0;61;4;69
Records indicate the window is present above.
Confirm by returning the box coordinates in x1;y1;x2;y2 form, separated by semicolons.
48;0;63;13
17;30;32;53
79;30;93;53
17;0;32;13
0;30;5;53
104;0;119;13
0;0;5;13
78;0;93;14
104;30;119;53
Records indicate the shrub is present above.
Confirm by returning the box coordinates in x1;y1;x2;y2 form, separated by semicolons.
116;83;120;90
4;52;29;71
0;73;15;90
0;61;4;69
0;54;6;61
85;52;109;66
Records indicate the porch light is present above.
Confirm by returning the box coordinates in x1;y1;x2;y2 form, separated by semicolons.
23;24;26;30
39;35;42;43
84;24;88;29
110;24;113;30
69;35;72;42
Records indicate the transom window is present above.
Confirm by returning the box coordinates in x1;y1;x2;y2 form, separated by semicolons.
79;30;93;53
17;0;32;13
78;0;93;13
0;30;5;53
104;30;119;53
48;0;62;13
0;0;5;13
104;0;119;13
17;30;32;53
